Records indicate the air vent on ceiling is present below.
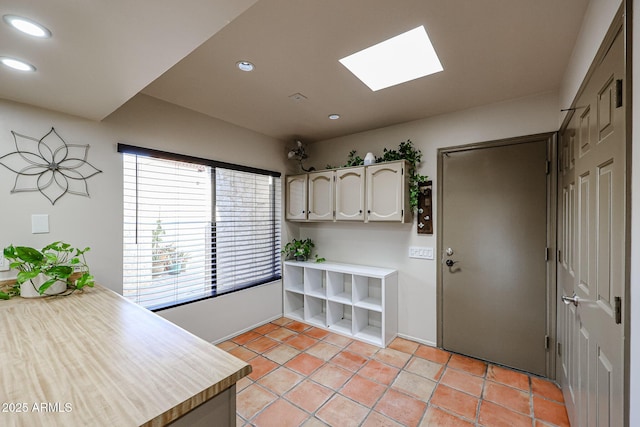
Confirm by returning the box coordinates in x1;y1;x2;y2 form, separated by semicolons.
288;93;308;102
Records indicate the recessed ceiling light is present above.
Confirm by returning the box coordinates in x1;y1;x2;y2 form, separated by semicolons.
236;61;255;72
339;25;443;91
328;114;340;120
3;15;51;38
0;57;36;72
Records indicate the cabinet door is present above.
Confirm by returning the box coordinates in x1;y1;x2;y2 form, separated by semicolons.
366;161;405;222
285;175;308;220
335;167;365;221
308;171;334;221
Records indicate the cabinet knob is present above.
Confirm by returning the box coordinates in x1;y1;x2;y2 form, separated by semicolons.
367;210;371;214
359;210;362;214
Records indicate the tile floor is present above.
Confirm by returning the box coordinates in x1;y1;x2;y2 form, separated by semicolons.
217;317;570;427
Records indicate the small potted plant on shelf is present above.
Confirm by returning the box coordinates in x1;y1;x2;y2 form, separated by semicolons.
1;241;95;299
282;238;325;262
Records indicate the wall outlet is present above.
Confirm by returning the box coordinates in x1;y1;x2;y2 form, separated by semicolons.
409;246;434;260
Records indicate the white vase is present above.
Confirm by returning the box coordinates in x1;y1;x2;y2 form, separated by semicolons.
20;273;67;298
364;152;375;165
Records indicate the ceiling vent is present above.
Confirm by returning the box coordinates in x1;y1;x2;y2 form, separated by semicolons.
288;93;308;102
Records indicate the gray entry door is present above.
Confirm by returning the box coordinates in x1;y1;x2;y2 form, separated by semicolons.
440;137;550;376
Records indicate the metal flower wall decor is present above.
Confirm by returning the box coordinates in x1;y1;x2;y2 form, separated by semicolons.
0;127;102;205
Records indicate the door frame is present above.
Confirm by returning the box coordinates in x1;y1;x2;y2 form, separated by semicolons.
436;132;558;378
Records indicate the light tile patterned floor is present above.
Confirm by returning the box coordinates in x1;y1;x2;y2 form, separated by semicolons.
218;317;570;427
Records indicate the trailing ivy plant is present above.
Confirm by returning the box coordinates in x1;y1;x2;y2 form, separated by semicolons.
322;140;427;212
343;150;364;167
375;139;428;212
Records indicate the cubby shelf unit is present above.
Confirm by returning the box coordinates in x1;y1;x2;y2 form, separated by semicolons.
283;260;398;347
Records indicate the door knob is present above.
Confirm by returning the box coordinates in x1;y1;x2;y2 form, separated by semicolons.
561;293;579;307
445;259;456;267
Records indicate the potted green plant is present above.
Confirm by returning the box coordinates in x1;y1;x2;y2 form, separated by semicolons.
1;241;95;299
282;238;325;262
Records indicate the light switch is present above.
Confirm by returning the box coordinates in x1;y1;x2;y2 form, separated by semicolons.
409;246;434;260
424;247;434;260
32;214;49;234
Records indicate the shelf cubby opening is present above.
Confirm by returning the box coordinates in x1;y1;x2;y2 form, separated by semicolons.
354;307;382;346
327;301;353;336
283;264;304;293
304;268;326;298
353;275;383;311
327;271;352;304
284;291;304;321
305;295;327;327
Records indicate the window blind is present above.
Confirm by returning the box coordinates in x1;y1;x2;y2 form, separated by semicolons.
215;168;281;293
120;145;281;310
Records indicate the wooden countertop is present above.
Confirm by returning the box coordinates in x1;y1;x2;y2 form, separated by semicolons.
0;285;251;426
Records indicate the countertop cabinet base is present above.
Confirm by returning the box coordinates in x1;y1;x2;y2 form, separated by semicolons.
283;260;398;347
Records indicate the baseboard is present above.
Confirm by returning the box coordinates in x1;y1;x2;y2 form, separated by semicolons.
396;332;437;348
211;319;439;350
211;314;283;345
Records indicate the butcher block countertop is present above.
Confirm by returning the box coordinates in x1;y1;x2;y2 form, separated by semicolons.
0;284;251;426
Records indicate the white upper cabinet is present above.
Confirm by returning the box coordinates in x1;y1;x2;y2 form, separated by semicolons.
285;160;409;223
307;171;334;221
366;161;409;222
285;174;308;220
335;167;365;221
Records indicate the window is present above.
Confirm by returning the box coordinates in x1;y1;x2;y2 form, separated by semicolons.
119;144;281;310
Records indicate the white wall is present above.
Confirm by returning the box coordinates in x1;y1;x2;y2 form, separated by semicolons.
559;0;622;126
0;94;288;343
303;91;559;345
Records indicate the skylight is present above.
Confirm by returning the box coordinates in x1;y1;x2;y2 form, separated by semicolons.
339;25;443;91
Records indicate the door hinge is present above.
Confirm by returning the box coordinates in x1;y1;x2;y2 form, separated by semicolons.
558;250;562;264
557;342;562;357
615;296;622;324
616;79;623;108
545;335;550;350
545;247;549;261
545;161;551;175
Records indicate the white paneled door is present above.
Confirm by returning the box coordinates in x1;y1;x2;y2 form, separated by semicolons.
557;25;625;427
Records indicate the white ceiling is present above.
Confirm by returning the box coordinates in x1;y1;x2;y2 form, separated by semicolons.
0;0;258;120
1;0;589;142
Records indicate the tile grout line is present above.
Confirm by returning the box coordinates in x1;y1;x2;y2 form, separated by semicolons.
249;324;400;425
230;319;568;427
248;326;460;425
